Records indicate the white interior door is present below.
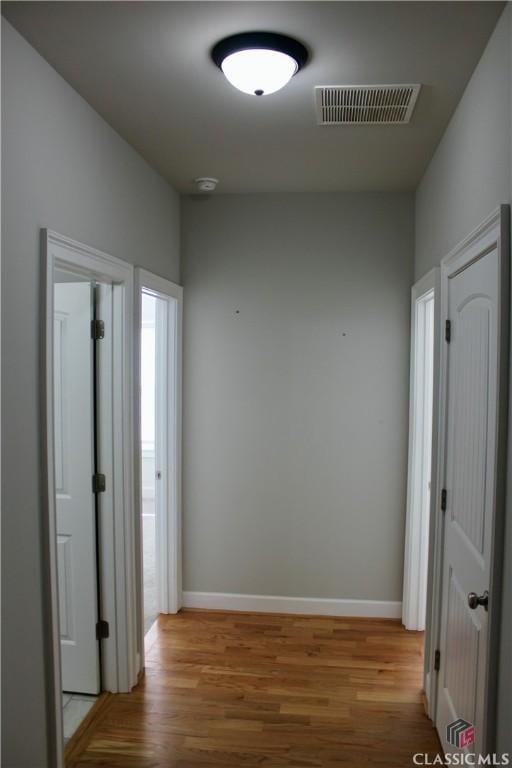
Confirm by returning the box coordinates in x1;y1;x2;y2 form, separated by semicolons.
436;247;499;755
54;281;100;694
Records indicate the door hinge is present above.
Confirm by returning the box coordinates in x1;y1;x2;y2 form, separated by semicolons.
441;488;447;512
92;473;106;494
445;319;451;343
91;319;105;340
434;649;441;672
96;619;109;640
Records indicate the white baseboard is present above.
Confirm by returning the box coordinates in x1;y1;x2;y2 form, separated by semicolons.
182;591;402;619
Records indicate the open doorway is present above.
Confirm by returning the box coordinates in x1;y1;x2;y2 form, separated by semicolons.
140;292;159;632
44;230;138;768
403;269;440;633
136;269;183;644
403;267;441;728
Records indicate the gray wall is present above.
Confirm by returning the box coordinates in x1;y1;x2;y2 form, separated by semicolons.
181;192;414;601
414;5;512;755
415;5;511;280
1;22;180;768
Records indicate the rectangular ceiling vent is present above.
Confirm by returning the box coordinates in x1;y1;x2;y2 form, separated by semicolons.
315;84;421;125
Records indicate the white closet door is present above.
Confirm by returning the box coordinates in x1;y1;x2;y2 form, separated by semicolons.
436;247;498;755
55;281;100;694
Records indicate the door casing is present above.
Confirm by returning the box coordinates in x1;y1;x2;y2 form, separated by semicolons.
42;229;137;768
424;205;509;748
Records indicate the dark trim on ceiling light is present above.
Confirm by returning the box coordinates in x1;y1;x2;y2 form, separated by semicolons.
211;32;309;72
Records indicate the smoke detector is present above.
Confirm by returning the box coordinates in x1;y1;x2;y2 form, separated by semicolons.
195;177;219;193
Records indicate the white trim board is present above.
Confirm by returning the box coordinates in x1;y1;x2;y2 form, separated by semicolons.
182;592;402;618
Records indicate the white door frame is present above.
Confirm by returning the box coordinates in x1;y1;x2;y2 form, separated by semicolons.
42;229;138;768
403;268;440;633
424;205;509;742
134;268;183;660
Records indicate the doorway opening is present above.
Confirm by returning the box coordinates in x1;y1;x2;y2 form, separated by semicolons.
140;291;159;632
136;269;183;648
403;276;437;633
44;230;138;768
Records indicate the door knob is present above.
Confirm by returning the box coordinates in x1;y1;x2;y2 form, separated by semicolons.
467;590;489;611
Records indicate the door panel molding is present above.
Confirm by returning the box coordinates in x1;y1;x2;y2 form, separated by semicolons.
42;229;136;768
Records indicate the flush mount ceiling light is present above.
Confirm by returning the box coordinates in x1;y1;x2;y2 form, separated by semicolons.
211;32;308;97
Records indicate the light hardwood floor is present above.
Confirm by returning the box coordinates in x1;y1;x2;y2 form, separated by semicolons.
68;610;442;767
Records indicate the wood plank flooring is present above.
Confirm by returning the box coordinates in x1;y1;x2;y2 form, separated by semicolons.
68;610;442;767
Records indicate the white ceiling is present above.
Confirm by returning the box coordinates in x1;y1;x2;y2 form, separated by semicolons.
3;1;504;194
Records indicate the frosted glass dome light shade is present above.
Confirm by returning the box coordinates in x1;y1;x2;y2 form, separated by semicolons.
212;32;308;97
221;49;297;96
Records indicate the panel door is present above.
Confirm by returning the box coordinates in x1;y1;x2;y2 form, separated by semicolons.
436;247;499;755
54;281;100;694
